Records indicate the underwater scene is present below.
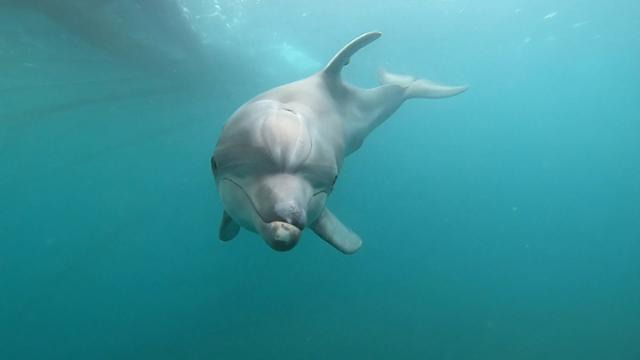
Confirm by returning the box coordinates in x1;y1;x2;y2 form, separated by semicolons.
1;0;639;359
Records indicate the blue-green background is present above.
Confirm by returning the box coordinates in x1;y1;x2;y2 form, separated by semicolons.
1;1;639;359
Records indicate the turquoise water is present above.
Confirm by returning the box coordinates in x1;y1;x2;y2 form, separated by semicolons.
1;1;639;359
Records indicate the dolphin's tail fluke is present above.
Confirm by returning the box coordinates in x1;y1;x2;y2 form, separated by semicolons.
378;68;468;99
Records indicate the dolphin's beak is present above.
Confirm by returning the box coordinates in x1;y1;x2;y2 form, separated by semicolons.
258;221;302;251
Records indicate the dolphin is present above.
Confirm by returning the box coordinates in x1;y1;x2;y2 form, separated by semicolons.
211;32;467;254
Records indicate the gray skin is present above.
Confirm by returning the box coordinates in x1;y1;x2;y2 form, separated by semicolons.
212;32;468;254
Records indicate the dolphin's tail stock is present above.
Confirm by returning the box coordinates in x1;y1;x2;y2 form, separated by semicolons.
377;68;468;99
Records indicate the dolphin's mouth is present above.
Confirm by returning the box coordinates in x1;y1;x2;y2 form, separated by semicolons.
219;178;303;251
260;221;301;251
221;177;308;228
220;177;272;224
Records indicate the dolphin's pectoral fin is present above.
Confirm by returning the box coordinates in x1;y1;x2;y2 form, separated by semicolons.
219;211;240;241
310;208;362;254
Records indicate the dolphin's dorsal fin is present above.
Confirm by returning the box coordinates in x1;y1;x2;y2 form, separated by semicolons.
322;32;381;81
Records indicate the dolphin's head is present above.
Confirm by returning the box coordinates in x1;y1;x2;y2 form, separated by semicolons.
212;101;340;251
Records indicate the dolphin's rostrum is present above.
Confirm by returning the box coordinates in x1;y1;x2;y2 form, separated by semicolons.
211;32;467;254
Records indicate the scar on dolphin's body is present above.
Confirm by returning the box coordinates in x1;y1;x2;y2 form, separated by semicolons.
211;32;468;254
